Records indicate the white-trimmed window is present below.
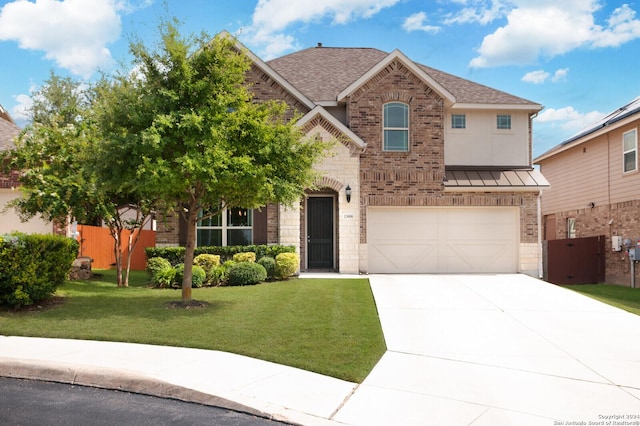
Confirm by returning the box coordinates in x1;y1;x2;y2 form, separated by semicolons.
623;129;637;173
451;114;466;129
196;207;252;246
383;102;409;151
497;114;511;130
567;218;576;239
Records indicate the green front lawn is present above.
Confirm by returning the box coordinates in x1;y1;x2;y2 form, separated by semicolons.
568;284;640;316
0;270;386;383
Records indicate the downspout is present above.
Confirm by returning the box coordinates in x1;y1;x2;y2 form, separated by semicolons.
537;189;543;279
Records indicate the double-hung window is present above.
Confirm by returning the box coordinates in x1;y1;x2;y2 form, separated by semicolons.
196;207;253;246
383;102;409;151
497;114;511;130
623;129;637;173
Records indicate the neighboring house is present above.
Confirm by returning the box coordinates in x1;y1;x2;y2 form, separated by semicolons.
0;105;54;235
157;36;549;276
534;95;640;285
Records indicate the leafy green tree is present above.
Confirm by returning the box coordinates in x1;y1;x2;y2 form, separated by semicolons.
4;74;154;287
102;21;328;302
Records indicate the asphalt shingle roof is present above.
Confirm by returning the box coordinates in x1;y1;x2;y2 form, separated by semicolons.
267;46;537;106
0;116;20;152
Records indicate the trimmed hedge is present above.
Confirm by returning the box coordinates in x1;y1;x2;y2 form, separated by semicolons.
146;245;295;265
227;262;267;286
0;233;78;308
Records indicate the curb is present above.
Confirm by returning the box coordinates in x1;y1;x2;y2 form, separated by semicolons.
0;358;293;424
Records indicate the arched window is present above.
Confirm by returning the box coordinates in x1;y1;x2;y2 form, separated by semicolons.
383;102;409;151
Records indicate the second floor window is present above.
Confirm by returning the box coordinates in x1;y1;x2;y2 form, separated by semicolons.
623;129;637;173
383;102;409;151
451;114;466;129
497;114;511;130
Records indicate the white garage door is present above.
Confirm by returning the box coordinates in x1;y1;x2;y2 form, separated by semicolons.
367;207;518;273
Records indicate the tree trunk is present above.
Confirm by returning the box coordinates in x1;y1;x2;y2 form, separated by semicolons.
182;201;198;302
110;227;125;287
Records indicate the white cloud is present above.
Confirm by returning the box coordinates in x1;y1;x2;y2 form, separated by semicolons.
0;0;136;77
444;0;510;25
403;12;440;33
522;70;550;84
468;1;640;67
536;106;606;133
11;93;34;126
551;67;569;82
522;67;569;84
246;0;400;58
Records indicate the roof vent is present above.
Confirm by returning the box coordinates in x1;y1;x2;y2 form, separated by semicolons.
317;42;323;47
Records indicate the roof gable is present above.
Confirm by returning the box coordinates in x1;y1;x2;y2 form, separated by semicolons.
297;106;366;152
337;49;455;105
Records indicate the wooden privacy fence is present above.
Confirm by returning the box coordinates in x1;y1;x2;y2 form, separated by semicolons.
543;235;605;285
77;225;156;270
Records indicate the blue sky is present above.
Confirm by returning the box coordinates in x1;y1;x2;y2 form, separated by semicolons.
1;0;640;156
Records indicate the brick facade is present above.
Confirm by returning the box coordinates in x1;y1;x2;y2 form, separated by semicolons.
546;200;640;286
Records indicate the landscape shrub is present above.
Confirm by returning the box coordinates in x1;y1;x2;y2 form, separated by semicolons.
153;266;176;288
146;257;172;278
173;264;206;288
227;262;267;286
0;233;78;308
257;256;276;280
275;253;300;280
146;245;295;264
233;252;256;263
194;254;221;285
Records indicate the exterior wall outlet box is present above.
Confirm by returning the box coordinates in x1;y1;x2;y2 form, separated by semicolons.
612;235;622;252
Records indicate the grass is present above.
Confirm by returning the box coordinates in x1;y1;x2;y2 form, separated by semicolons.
0;270;386;383
568;284;640;316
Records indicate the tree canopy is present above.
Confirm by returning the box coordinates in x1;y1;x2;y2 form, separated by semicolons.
96;21;329;301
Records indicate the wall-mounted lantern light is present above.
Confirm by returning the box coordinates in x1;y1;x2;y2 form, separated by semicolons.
345;185;352;203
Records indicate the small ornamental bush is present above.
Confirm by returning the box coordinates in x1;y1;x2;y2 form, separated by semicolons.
173;264;206;289
146;257;172;278
233;252;256;263
0;233;78;308
227;262;267;286
153;266;176;288
275;253;300;280
257;256;276;280
194;254;221;286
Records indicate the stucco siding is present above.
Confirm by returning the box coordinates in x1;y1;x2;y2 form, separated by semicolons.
445;110;530;166
0;189;53;234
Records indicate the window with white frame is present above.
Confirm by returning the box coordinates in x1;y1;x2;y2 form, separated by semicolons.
567;218;576;239
623;129;637;173
497;114;511;130
383;102;409;151
451;114;466;129
196;207;252;246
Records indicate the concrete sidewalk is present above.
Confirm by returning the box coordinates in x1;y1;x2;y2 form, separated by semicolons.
1;274;640;425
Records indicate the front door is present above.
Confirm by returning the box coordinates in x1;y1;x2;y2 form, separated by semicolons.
307;196;334;269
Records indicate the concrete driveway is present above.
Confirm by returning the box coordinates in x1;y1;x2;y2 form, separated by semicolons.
334;274;640;425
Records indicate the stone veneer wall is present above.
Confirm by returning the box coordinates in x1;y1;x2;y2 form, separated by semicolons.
547;200;640;286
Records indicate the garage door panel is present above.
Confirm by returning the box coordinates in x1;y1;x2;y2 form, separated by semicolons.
369;243;438;272
368;208;518;274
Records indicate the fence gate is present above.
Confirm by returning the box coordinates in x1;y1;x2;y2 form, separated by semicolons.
543;235;605;285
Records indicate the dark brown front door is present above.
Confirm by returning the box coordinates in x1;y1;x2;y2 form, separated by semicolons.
307;196;334;269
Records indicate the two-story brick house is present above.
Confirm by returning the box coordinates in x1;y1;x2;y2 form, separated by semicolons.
535;96;640;285
157;37;549;276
